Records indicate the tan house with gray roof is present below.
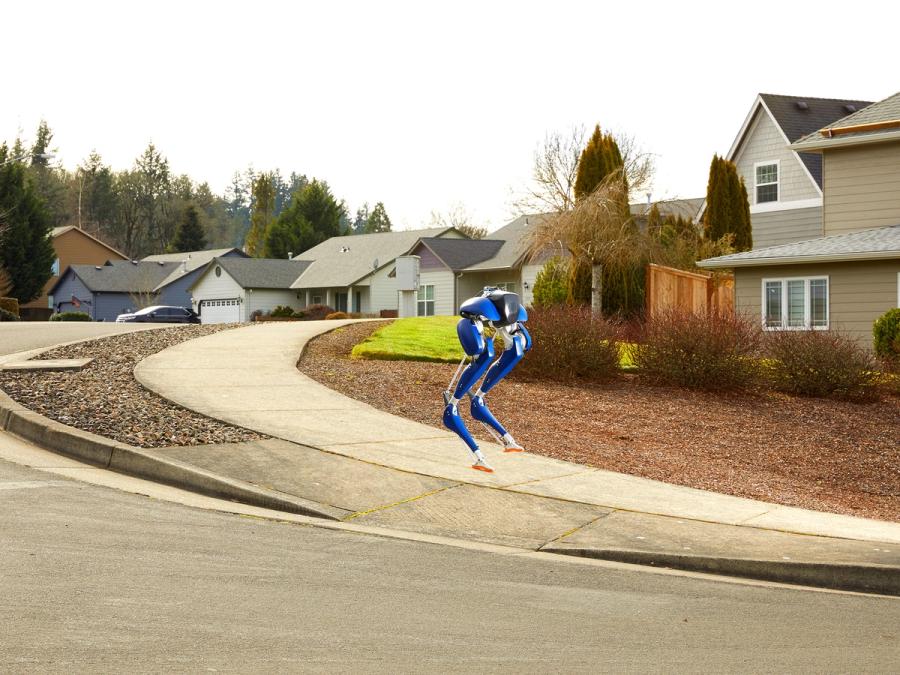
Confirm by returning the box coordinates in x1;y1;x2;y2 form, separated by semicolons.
699;91;900;347
702;93;873;249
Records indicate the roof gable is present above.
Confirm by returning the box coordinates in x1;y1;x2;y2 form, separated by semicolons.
411;237;505;271
290;226;457;288
51;226;128;260
727;94;873;190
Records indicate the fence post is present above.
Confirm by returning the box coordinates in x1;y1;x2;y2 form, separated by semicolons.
591;264;602;317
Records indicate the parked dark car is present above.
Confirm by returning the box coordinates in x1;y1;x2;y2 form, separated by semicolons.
116;305;201;324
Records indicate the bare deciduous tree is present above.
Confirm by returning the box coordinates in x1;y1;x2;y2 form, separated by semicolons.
429;203;487;239
513;125;656;217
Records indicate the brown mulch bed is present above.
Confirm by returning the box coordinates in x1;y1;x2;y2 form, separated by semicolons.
299;322;900;522
0;325;266;448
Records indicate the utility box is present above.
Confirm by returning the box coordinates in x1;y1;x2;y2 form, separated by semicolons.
395;255;420;291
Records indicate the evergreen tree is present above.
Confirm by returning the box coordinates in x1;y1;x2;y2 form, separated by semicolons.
171;205;207;252
574;125;626;200
28;120;68;226
134;143;173;253
0;144;55;303
703;154;752;251
364;202;392;233
646;203;662;238
245;172;275;256
264;217;309;259
267;179;342;256
352;203;369;234
532;257;569;307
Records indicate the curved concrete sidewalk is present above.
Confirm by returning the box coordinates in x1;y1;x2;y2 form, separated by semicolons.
135;321;900;546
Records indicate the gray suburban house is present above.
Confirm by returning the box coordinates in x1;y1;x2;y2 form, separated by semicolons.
702;93;873;249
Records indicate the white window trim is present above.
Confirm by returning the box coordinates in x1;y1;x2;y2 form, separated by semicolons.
749;196;822;215
754;159;780;205
417;284;435;316
761;275;830;331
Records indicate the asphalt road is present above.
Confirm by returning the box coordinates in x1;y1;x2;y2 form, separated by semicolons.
0;322;163;357
1;458;898;673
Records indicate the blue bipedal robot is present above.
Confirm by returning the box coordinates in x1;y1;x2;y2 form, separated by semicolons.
442;287;532;473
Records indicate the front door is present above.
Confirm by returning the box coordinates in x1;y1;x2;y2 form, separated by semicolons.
334;292;348;313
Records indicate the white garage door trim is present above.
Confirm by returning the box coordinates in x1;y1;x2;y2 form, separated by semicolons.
200;298;241;324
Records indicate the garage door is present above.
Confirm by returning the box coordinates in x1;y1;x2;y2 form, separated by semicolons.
199;299;241;324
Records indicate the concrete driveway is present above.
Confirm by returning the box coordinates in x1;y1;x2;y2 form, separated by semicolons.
0;322;163;357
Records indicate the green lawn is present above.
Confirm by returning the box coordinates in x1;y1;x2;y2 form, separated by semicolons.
352;316;636;368
351;316;465;363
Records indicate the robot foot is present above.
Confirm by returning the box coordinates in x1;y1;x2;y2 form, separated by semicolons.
502;433;525;453
471;450;494;473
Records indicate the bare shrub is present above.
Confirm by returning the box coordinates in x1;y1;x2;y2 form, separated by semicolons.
763;329;879;402
632;310;762;391
296;304;334;321
514;305;622;382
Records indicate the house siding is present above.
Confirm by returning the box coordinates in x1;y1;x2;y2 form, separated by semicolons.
751;206;824;249
418;268;456;316
51;272;94;316
823;142;900;236
735;109;821;204
367;265;400;315
734;260;900;347
733;108;823;249
247;289;300;319
93;293;136;321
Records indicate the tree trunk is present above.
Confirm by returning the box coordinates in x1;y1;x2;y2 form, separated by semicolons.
591;264;602;316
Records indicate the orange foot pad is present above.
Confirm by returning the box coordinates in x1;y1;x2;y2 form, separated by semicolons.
471;464;494;473
503;447;525;453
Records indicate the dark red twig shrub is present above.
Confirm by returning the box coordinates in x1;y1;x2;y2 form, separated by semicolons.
513;305;622;382
295;304;335;321
763;329;878;402
632;310;762;391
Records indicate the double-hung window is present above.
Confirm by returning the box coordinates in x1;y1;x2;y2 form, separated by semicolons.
755;161;779;203
417;284;435;316
495;282;517;293
763;277;828;330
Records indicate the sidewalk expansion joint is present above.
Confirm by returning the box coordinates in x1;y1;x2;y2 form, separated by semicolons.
541;511;615;549
342;484;463;521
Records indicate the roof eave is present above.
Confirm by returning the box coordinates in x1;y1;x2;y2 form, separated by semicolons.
790;129;900;152
698;249;900;269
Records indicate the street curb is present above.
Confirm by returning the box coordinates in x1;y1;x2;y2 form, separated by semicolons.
0;390;346;521
541;547;900;597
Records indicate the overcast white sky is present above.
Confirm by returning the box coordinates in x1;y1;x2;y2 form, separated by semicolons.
2;1;894;232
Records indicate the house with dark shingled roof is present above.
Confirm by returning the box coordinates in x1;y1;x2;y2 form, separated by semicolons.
699;91;900;348
701;93;873;250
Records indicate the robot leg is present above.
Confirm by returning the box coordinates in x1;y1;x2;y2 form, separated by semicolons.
442;344;495;471
470;331;527;452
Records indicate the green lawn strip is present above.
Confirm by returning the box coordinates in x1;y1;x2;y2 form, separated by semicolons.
353;316;637;369
351;316;465;363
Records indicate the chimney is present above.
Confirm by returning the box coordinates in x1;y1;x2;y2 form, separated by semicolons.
288;251;293;259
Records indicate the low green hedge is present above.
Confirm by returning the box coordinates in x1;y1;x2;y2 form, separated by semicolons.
50;311;92;322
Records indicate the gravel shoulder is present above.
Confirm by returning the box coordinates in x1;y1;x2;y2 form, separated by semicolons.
298;322;900;522
0;325;266;448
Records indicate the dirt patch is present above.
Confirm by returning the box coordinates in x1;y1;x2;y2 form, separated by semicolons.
299;322;900;522
0;325;266;448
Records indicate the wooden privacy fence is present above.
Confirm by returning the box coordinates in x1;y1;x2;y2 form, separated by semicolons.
645;263;734;317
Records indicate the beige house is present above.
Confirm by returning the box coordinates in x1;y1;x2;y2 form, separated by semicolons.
699;91;900;347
